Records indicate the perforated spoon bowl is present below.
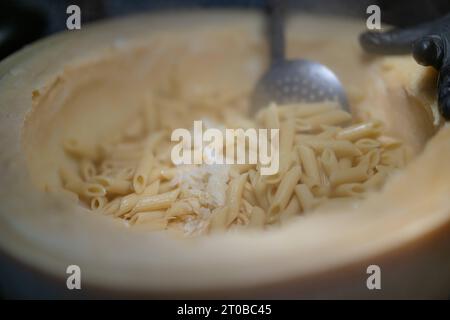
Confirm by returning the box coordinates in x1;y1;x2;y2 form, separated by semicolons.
250;0;349;115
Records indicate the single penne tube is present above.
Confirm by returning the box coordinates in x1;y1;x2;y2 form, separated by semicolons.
159;167;177;180
248;206;266;229
294;119;313;133
355;138;381;153
91;196;107;211
147;167;162;184
80;158;96;181
234;163;256;174
131;210;166;225
302;139;361;157
290;149;300;167
333;183;366;197
265;117;295;184
133;149;154;194
242;199;253;215
242;186;257;207
116;193;139;217
294;184;316;212
279;196;301;224
309;184;330;198
103;198;121;215
320;148;339;177
166;201;193;218
318;125;341;136
237;212;250;226
377;135;402;149
330;164;369;186
63;176;106;198
225;173;248;225
91;175;132;195
143;179;160;196
268;166;302;219
116;180;161;217
248;169;258;187
81;183;107;198
364;169;388;190
254;176;269;210
244;181;253;192
134;218;168;231
209;206;229;232
336;120;383;141
357;149;381;173
266;184;277;204
133;132;165;193
318;160;329;186
132;189;180;213
380;149;405;168
297;145;320;186
159;181;176;193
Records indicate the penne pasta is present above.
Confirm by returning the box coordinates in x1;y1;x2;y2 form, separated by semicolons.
91;196;107;211
320;148;339;177
300;138;362;157
91;175;132;195
225;173;248;225
297;145;320;186
268;166;302;220
336;121;383;141
330;164;369;186
80;158;96;181
132;189;180;214
209;206;229;232
333;183;366;197
279;197;301;224
61;97;408;235
248;206;266;229
294;184;317;212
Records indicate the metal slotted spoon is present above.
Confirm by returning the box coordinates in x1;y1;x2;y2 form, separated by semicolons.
250;0;349;115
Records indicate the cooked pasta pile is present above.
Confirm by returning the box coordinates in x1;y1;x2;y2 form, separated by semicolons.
60;96;410;236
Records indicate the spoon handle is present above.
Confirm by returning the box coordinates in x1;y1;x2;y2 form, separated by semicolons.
268;0;286;64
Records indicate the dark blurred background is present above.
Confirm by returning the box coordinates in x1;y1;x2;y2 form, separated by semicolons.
1;0;450;60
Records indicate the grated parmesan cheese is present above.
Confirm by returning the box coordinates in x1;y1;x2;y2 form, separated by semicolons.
170;118;230;235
